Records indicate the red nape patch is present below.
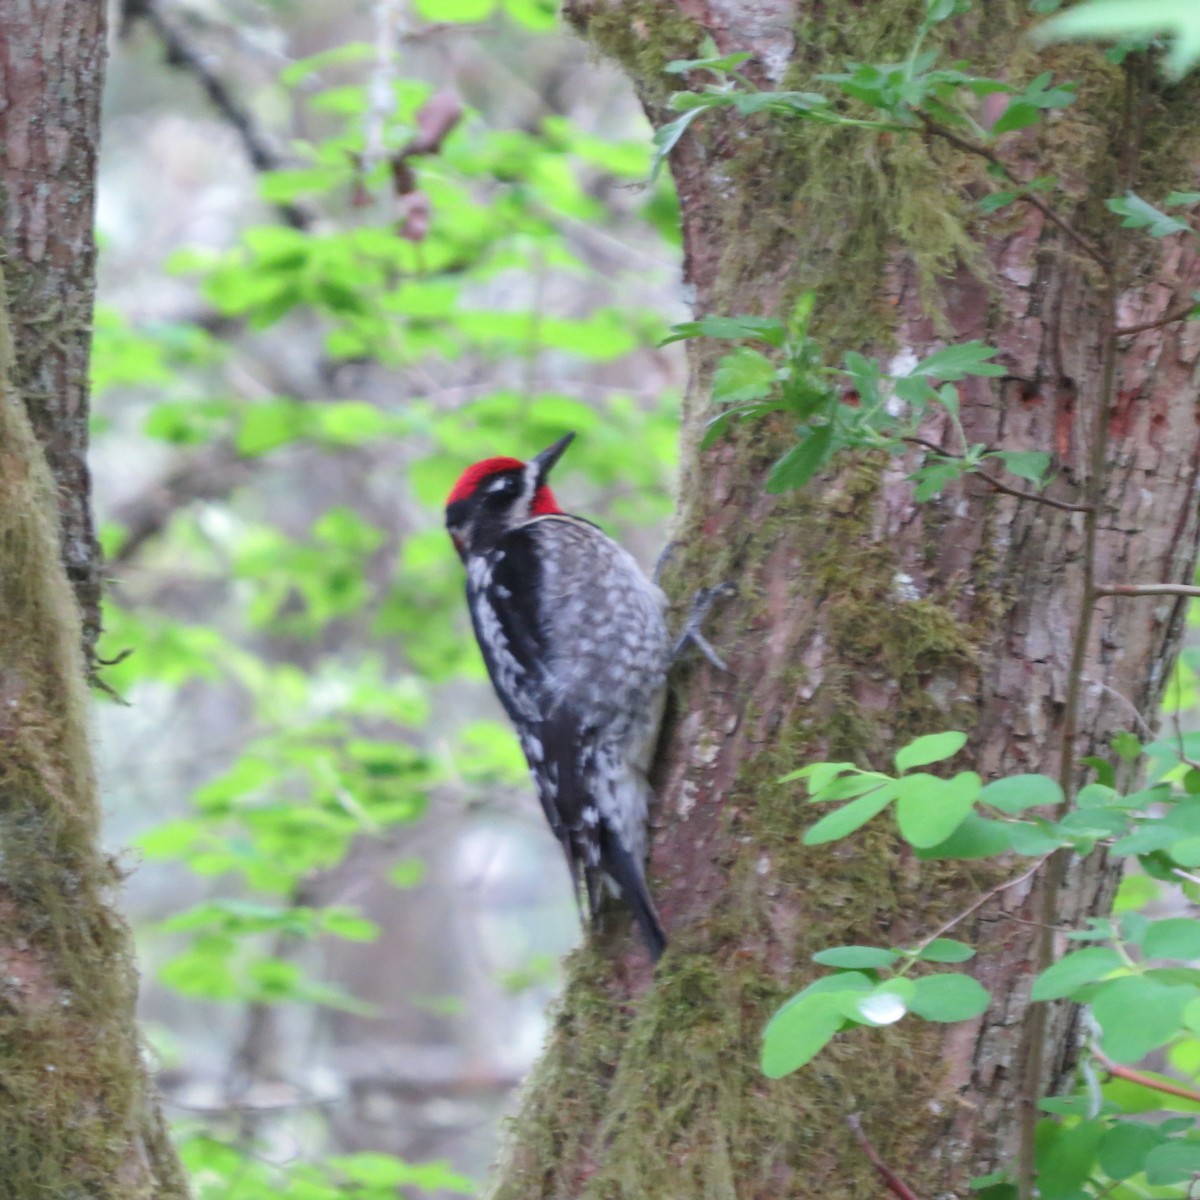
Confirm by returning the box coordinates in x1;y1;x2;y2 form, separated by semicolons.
446;457;524;506
531;485;561;515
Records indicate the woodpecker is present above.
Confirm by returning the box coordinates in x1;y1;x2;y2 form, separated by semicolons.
445;432;669;962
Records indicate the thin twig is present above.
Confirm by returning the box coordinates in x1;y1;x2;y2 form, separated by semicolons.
1090;1048;1200;1105
1113;303;1196;338
909;855;1052;957
901;436;1092;513
127;0;309;229
1082;676;1154;739
1095;583;1200;599
918;115;1110;270
847;1114;923;1200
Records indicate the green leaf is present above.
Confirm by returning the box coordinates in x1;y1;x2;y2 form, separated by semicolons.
389;857;427;888
320;907;381;942
1106;191;1192;238
988;449;1051;485
1035;1;1200;80
979;190;1017;213
413;0;495;19
1031;947;1123;1001
1098;1123;1164;1181
803;783;897;845
712;347;779;403
895;771;981;849
991;101;1040;136
1092;976;1195;1062
809;771;893;804
915;813;1013;860
979;773;1062;814
909;973;990;1022
665;50;754;75
908;342;1005;381
1144;918;1200;960
650;107;706;179
914;939;975;964
1036;1119;1105;1199
895;731;968;772
765;425;835;493
812;945;899;969
1008;819;1065;855
663;314;786;347
1145;1141;1200;1185
780;760;855;789
760;992;846;1077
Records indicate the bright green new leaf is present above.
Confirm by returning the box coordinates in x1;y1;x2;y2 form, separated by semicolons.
1144;918;1200;960
413;0;495;19
1030;947;1123;1001
809;770;893;804
979;773;1062;814
1092;976;1195;1062
803;783;896;845
907;342;1005;381
1106;192;1192;238
988;449;1051;485
812;945;899;969
915;813;1014;860
779;760;855;789
914;939;975;964
909;973;990;1022
712;347;779;403
760;992;846;1077
1035;0;1200;80
895;771;981;849
894;730;967;772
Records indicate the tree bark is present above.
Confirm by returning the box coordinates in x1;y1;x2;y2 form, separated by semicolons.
0;4;188;1196
0;0;106;662
486;4;1200;1197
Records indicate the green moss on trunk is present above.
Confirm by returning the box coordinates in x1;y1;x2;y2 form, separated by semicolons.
0;266;188;1196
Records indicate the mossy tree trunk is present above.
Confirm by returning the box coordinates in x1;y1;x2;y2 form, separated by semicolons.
487;4;1200;1198
0;4;188;1196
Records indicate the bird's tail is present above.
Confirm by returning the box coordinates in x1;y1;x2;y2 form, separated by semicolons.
599;823;667;963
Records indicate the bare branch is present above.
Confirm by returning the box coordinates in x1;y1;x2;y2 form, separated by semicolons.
124;0;310;229
1095;583;1200;599
847;1115;923;1200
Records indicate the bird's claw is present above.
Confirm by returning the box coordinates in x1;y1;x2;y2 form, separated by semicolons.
671;582;737;670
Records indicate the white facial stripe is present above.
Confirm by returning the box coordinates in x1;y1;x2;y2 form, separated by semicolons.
520;460;541;512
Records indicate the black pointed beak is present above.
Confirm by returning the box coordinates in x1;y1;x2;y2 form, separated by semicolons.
531;432;575;483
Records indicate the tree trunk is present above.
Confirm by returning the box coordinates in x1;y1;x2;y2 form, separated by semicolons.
486;4;1200;1197
0;0;106;661
0;4;187;1195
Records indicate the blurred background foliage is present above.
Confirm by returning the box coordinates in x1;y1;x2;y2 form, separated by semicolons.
93;0;682;1193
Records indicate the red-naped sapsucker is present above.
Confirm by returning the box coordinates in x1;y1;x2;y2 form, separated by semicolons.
445;433;669;962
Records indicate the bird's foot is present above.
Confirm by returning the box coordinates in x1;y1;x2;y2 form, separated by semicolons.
671;582;737;671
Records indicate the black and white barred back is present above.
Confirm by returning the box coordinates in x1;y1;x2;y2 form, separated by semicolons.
466;514;669;960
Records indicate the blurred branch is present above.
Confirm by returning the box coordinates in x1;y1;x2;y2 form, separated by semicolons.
120;0;311;230
109;439;255;569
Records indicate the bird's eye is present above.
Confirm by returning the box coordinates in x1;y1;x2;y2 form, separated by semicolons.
485;476;519;501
